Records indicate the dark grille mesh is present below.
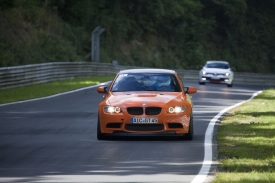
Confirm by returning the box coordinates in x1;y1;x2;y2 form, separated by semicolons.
127;107;143;115
168;123;183;128
125;124;164;131
145;107;162;115
106;123;121;128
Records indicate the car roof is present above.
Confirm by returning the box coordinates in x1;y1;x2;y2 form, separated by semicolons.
119;68;176;74
206;60;229;64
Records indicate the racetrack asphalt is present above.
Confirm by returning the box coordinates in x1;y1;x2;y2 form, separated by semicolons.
0;81;269;183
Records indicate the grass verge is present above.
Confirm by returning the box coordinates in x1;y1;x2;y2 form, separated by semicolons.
212;89;275;183
0;75;114;104
1;77;274;182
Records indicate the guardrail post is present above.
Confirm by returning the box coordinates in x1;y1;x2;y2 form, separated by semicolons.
91;26;105;62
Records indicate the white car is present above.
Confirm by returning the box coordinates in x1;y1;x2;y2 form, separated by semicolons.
199;61;234;87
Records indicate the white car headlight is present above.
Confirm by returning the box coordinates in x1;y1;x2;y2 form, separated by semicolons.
103;106;121;113
225;72;230;76
202;70;206;75
167;106;186;113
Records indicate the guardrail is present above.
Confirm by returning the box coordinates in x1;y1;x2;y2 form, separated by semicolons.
0;62;274;89
175;69;275;86
0;62;116;89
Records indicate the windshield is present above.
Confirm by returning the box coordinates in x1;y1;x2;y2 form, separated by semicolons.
111;73;182;92
205;63;229;69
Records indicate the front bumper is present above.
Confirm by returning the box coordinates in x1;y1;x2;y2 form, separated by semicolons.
199;75;232;84
98;109;191;135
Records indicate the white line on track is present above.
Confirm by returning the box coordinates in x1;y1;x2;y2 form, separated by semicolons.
190;90;263;183
0;83;263;183
0;81;111;107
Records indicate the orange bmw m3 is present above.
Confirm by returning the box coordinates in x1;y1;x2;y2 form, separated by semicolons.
97;69;197;140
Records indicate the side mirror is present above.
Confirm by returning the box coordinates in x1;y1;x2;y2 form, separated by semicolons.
97;86;108;93
184;86;197;94
199;65;203;69
184;87;188;93
231;67;236;71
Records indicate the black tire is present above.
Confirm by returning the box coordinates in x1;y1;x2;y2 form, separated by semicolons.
184;115;194;140
227;83;233;87
97;115;106;140
199;82;205;85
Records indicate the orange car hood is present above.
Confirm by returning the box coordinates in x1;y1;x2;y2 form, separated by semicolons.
106;92;185;107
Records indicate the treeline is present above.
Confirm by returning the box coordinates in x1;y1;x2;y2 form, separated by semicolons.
0;0;274;73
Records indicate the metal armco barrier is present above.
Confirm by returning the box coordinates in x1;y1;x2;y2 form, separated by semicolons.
0;62;115;89
0;62;274;89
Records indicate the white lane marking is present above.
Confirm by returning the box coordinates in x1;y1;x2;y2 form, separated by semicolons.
191;90;263;183
0;83;264;182
0;81;111;107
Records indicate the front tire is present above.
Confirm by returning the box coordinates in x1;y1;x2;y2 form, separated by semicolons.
184;115;194;140
199;81;205;85
97;115;106;140
227;83;233;87
180;115;194;140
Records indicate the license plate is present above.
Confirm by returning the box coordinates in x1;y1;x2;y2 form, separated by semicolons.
211;77;220;80
130;117;158;123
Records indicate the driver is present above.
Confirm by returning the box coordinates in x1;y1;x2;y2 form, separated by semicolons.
150;75;171;90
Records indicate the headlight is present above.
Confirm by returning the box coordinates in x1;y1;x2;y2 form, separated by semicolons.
103;106;121;113
202;70;206;75
167;106;186;113
225;72;230;76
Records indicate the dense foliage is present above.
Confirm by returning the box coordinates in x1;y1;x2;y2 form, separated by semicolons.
0;0;274;73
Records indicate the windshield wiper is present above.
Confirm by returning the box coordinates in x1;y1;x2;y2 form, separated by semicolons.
111;90;126;92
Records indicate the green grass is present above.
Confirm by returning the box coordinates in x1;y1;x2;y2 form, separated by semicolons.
1;77;274;182
0;75;114;104
212;89;275;183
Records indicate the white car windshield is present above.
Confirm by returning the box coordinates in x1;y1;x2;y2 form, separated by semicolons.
206;63;229;69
